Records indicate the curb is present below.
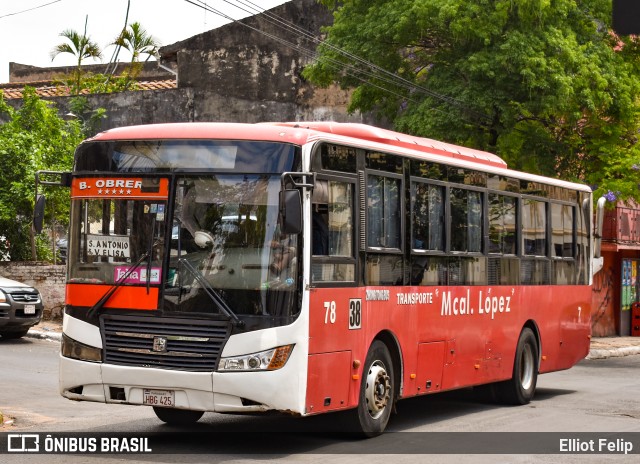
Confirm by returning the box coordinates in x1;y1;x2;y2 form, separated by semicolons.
586;346;640;360
26;329;62;342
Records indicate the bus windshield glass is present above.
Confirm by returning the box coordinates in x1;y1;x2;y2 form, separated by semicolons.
74;140;297;173
68;139;302;324
166;175;299;319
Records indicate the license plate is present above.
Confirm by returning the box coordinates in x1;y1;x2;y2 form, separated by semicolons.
143;389;175;407
24;304;36;315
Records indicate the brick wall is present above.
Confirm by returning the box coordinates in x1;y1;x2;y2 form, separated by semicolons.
0;262;65;320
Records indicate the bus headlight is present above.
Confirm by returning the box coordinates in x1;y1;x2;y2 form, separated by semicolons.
218;344;294;372
61;333;102;362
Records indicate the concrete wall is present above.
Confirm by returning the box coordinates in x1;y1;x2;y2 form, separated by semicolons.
9;61;173;83
5;85;357;134
0;263;65;320
3;0;371;130
161;0;367;125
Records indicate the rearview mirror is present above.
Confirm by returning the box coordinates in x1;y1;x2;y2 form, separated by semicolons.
280;189;302;234
33;194;46;234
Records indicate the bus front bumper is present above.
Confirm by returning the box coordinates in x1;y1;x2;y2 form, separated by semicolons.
59;354;304;415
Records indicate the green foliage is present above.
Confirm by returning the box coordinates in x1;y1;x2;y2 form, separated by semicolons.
51;21;159;95
51;27;103;93
305;0;640;201
53;71;140;96
50;28;103;67
67;96;107;136
112;22;160;67
0;88;85;261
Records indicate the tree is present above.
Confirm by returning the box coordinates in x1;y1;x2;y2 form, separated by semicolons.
50;19;103;93
0;88;85;261
110;22;160;86
304;0;640;201
113;21;160;64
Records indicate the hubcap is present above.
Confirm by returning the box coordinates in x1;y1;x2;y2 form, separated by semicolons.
519;344;534;390
365;361;391;419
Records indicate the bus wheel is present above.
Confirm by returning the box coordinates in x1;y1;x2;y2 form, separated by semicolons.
495;328;538;405
354;340;395;437
153;407;204;425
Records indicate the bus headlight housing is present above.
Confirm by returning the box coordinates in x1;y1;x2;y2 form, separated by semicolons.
61;333;102;362
218;344;294;372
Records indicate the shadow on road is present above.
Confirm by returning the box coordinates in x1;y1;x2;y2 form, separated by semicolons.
63;386;577;459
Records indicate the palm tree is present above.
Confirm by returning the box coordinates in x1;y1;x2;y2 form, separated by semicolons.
111;22;160;78
50;22;103;93
50;29;103;67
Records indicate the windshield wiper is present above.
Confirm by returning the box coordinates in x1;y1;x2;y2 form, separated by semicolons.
86;251;151;320
179;257;244;328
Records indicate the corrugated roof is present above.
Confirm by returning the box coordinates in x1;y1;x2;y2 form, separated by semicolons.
0;79;177;100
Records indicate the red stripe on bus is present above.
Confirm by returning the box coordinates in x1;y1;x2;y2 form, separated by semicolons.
66;283;159;310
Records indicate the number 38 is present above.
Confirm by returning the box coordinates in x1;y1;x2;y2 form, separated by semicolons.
323;299;362;330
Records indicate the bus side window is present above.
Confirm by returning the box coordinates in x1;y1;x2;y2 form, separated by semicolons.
312;180;329;255
311;179;355;283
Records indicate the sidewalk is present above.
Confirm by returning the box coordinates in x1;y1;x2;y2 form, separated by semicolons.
25;320;640;360
586;336;640;359
27;320;62;342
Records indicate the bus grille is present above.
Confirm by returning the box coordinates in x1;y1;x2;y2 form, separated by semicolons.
101;315;231;372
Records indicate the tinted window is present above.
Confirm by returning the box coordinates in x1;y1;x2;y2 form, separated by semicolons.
367;175;402;249
522;199;547;256
489;194;517;255
366;152;403;174
551;203;574;258
314;144;357;173
412;182;444;251
450;188;483;253
75;141;299;173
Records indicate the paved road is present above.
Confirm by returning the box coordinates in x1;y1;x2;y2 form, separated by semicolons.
1;337;639;463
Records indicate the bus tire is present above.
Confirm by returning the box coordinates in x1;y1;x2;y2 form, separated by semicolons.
352;340;395;437
153;407;204;425
495;328;538;405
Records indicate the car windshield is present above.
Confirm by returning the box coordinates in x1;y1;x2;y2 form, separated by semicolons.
164;175;300;320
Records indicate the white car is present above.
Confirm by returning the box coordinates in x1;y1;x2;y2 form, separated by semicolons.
0;276;43;339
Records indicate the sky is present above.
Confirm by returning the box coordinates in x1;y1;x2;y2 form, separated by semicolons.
0;0;289;84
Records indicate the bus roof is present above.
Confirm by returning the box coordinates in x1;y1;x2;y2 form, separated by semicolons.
271;121;508;169
90;121;505;168
87;122;590;192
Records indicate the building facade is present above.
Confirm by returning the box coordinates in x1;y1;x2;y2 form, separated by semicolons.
592;201;640;336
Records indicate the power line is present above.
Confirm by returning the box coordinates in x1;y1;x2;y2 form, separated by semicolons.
184;0;413;104
228;0;492;123
0;0;62;20
184;0;492;126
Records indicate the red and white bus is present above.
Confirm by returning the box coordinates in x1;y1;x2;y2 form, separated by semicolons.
45;122;595;436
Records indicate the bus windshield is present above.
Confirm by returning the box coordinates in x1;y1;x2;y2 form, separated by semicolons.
165;175;299;320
